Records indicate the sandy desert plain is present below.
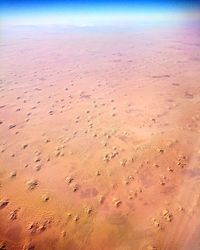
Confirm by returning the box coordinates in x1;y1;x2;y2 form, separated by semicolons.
0;22;200;250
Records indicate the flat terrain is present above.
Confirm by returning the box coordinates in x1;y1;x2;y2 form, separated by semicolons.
0;23;200;250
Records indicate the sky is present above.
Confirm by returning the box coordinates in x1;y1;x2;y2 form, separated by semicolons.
1;0;200;25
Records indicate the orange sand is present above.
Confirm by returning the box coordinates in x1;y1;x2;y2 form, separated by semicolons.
0;23;200;249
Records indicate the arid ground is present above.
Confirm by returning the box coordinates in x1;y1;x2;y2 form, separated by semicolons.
0;23;200;250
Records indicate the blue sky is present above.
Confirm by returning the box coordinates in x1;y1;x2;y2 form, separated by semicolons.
1;0;200;25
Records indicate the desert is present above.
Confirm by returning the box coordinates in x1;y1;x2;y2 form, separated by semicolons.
0;23;200;249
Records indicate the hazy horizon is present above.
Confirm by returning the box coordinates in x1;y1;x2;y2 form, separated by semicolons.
1;0;200;26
